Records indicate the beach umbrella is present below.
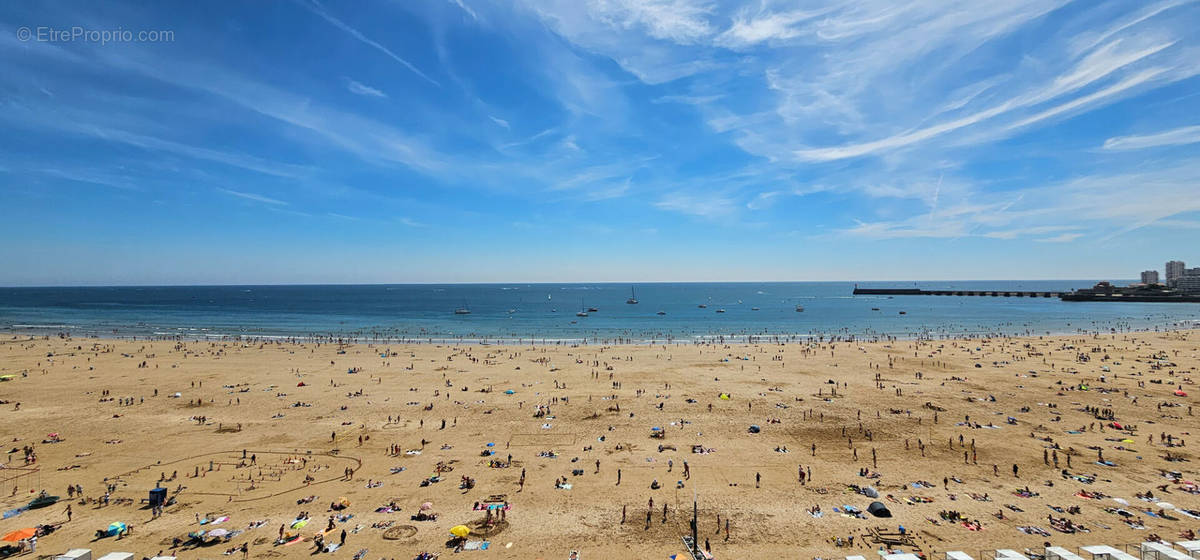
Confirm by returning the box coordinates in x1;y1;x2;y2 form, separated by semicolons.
420;502;433;511
2;528;36;542
1175;390;1188;397
1112;497;1129;505
109;522;127;534
206;528;229;538
487;442;495;447
449;525;470;538
1156;502;1175;510
336;497;350;507
651;427;662;431
504;390;515;395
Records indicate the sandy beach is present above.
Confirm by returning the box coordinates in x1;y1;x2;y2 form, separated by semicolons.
1;331;1197;559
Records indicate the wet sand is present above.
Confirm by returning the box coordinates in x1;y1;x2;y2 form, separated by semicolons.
1;331;1197;559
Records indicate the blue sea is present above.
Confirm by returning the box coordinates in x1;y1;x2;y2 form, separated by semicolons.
1;282;1198;343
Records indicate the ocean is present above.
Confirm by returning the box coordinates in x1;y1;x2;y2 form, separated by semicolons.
1;282;1197;343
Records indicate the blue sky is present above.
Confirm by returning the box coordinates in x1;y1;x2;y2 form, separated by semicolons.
2;0;1199;285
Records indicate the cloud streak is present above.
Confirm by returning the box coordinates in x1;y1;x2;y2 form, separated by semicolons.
1102;124;1200;150
300;0;441;86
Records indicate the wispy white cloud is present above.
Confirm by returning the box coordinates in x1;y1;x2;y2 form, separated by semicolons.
839;160;1200;241
300;0;440;86
714;7;829;48
654;191;737;218
345;79;387;98
745;190;781;210
1102;124;1200;150
1036;232;1084;243
488;115;510;128
582;177;631;201
448;0;478;21
584;0;716;44
217;188;288;206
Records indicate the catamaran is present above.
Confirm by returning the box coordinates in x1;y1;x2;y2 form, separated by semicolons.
626;287;638;304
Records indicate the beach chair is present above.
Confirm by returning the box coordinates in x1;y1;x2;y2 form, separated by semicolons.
996;550;1030;560
1174;543;1200;560
1142;542;1190;560
1080;545;1138;560
1045;547;1085;560
56;549;92;560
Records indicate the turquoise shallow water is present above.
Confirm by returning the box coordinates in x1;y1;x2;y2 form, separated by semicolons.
1;282;1197;343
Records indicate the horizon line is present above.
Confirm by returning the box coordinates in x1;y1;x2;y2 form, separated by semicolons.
0;278;1131;289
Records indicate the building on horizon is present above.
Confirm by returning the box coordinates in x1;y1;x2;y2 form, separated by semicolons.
1177;275;1200;295
1165;260;1186;287
1140;270;1159;285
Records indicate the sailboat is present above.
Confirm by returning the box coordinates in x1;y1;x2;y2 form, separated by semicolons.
576;298;589;317
454;302;471;315
626;287;638;305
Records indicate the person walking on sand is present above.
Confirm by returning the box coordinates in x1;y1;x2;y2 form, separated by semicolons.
65;504;72;521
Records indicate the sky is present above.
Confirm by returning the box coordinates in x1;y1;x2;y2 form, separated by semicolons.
1;0;1199;285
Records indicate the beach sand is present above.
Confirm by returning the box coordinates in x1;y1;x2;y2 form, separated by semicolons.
0;331;1197;559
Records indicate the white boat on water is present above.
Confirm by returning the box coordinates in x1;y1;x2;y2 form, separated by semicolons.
795;305;804;312
626;287;638;305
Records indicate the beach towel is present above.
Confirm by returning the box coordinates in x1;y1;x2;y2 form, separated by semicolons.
2;507;27;519
282;536;305;546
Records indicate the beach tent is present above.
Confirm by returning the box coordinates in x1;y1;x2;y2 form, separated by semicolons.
420;502;433;511
718;393;730;400
863;487;879;498
149;487;168;507
867;501;892;518
748;425;761;433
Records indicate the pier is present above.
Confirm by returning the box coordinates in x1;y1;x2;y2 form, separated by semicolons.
852;285;1200;302
852;287;1063;298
